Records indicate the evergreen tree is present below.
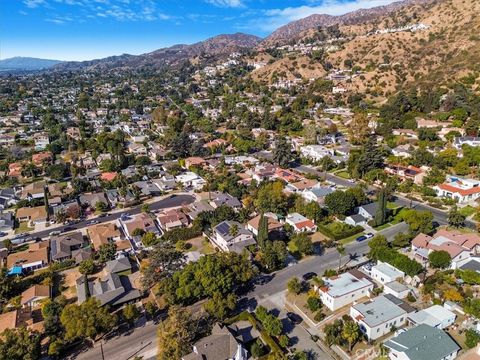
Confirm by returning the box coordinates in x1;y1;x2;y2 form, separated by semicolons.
257;213;268;249
374;189;387;226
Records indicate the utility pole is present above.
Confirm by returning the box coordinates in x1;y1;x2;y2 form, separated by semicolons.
100;343;105;360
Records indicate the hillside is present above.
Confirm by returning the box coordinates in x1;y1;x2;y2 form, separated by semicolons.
259;0;433;48
251;0;480;99
54;33;261;72
0;57;63;72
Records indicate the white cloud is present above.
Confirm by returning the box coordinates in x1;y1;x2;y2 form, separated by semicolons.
249;0;397;32
205;0;243;8
24;0;46;8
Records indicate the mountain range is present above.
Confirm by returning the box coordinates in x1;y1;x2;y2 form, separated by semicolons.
0;57;63;72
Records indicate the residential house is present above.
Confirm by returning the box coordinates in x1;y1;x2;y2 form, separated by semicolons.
350;294;415;340
433;176;480;203
301;186;334;204
21;284;50;309
118;213;160;249
454;136;480;149
209;192;242;210
383;324;460;360
346;202;378;226
21;181;45;200
66;127;82;140
7;242;49;272
175;172;206;190
211;221;256;253
152;174;177;192
285;213;317;233
8;162;22;178
0;188;18;210
32;151;52;167
285;178;318;193
182;323;248;360
274;168;302;183
391;144;414;158
203;138;228;150
88;222;130;252
76;271;141;307
385;164;426;185
0;212;15;232
105;189;136;208
370;262;405;285
248;164;276;182
50;232;85;262
105;257;132;274
100;172;118;182
247;214;284;239
316;270;374;311
300;145;334;162
16;206;48;226
0;308;44;334
78;192;108;210
33;132;49;150
186;201;215;220
411;229;480;268
407;305;456;329
133;181;161;197
157;209;189;232
185;157;207;169
127;142;148;156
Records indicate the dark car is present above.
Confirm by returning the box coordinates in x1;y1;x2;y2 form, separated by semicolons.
302;272;317;281
286;312;303;325
356;235;367;242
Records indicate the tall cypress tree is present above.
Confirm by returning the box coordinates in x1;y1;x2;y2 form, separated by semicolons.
257;213;269;249
374;189;387;226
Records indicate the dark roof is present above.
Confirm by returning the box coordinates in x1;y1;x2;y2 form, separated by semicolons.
105;257;132;274
459;259;480;272
360;202;378;217
50;232;84;260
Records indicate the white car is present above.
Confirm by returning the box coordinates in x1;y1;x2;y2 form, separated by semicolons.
365;233;374;239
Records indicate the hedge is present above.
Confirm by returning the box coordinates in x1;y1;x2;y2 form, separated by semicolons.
161;225;202;243
318;222;364;241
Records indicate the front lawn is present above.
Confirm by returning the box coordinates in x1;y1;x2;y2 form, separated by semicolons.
373;223;392;231
339;231;365;245
335;170;351;179
15;222;34;234
459;205;476;217
318;222;364;241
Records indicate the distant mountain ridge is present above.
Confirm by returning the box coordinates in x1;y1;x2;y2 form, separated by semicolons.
260;0;435;47
53;33;261;72
0;56;63;72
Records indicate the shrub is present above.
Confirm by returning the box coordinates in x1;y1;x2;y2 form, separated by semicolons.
307;296;322;312
318;222;364;241
162;225;202;243
314;312;326;322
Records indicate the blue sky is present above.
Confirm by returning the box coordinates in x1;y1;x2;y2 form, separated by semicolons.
1;0;396;61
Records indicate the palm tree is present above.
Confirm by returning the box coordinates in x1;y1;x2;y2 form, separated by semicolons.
336;244;346;272
229;223;239;237
342;320;360;352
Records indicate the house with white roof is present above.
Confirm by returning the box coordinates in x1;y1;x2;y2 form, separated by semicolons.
285;213;317;233
300;145;334;162
370;262;405;285
316;270;374;311
453;136;480;149
350;294;415;340
407;305;456;329
175;172;206;190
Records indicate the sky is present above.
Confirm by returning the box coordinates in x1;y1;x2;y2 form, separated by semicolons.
1;0;397;61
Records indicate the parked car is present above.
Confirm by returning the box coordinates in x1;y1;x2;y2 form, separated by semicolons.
0;232;8;237
286;312;303;325
87;220;99;225
356;235;367;242
302;272;317;281
365;233;374;239
49;230;61;236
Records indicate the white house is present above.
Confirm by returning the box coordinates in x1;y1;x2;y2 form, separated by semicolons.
175;172;206;190
317;270;374;311
300;145;334;162
350;294;415;340
407;305;456;329
384;281;410;299
285;213;317;233
433;176;480;204
384;324;460;360
453;136;480;149
371;262;405;285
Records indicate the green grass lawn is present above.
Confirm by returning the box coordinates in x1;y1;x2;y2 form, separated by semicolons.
387;202;401;210
335;171;351;179
15;222;34;234
459;205;476;217
339;231;365;245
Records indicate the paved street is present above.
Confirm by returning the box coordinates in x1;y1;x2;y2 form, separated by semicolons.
22;193;196;240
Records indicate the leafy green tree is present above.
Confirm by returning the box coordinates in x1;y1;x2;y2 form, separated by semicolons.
0;328;41;360
307;296;322;312
465;329;480;349
254;181;287;214
273;136;293;168
402;209;434;235
262;241;288;271
287;277;302;294
291;233;313;256
422;166;445;186
78;259;95;275
342;320;360;352
324;190;356;215
157;306;196;360
250;339;266;358
324;319;344;346
142;240;186;289
131;228;146;237
448;206;466;228
42;296;66;336
60;298;116;342
123;304;140;327
141;203;150;213
392;233;412;248
97;243;117;263
428;250;451;269
141;232;159;247
465;298;480;318
203;292;237;320
95;200;108;212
